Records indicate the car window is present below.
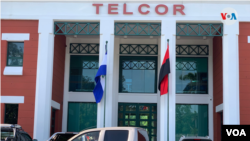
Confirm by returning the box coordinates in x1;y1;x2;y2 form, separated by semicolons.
72;131;100;141
55;134;76;141
104;130;128;141
1;130;14;140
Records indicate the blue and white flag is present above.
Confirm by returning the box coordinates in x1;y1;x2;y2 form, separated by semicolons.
93;51;107;103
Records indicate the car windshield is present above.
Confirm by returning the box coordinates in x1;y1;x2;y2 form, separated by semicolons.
1;129;14;140
54;134;76;141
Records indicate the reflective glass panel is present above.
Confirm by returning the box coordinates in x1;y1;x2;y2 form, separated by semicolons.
176;57;208;94
120;57;157;93
69;55;99;92
7;42;24;66
118;103;157;141
67;102;97;132
176;104;208;141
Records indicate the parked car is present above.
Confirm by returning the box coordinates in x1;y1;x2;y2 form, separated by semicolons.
179;136;212;141
47;132;78;141
68;127;149;141
1;124;37;141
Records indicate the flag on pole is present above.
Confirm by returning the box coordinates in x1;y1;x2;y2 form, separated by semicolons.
158;39;170;95
93;45;107;103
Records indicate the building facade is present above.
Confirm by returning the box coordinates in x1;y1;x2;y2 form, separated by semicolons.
1;1;250;141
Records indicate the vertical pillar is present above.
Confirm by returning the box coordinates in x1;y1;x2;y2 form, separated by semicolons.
160;20;176;141
33;19;54;141
223;22;240;124
97;20;115;128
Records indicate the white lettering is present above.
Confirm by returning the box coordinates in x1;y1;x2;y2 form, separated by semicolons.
226;129;232;136
233;129;239;136
240;129;246;136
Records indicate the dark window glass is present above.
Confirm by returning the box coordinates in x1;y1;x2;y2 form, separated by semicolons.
119;56;157;93
51;109;56;135
54;134;76;141
7;42;24;66
67;102;97;132
118;103;156;141
72;131;100;141
176;57;208;94
104;130;129;141
4;104;19;124
176;104;208;141
69;55;99;92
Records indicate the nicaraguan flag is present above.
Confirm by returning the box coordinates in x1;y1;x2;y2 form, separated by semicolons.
93;52;107;103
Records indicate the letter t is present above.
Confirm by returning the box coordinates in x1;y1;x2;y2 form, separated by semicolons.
93;4;103;14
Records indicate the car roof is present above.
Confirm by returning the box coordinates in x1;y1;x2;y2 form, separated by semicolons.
1;124;22;129
78;127;145;134
180;136;210;140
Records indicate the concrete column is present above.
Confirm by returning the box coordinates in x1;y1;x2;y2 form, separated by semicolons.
97;20;115;128
33;19;54;141
223;22;240;124
160;20;176;141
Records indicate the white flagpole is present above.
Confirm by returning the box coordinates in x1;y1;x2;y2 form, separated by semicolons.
103;41;108;127
167;39;170;141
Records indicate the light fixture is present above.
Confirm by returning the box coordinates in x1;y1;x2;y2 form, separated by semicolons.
124;36;127;39
203;36;207;40
177;36;181;40
74;35;77;38
150;36;153;39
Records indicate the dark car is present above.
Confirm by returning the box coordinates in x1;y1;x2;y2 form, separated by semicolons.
46;132;77;141
1;124;37;141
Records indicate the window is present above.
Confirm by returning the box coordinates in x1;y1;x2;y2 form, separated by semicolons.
104;130;129;141
119;56;157;93
72;131;100;141
7;42;24;66
53;134;76;141
176;57;208;94
118;103;157;141
51;108;56;135
69;55;99;92
176;104;208;141
67;102;97;132
4;104;19;124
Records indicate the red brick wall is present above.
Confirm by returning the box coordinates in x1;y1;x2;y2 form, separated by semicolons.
1;20;39;137
1;103;5;123
239;22;250;124
51;35;66;133
213;36;223;141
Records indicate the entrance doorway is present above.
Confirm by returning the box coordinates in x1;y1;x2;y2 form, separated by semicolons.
118;103;157;141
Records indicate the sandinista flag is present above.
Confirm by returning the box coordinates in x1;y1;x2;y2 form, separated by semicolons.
158;40;170;95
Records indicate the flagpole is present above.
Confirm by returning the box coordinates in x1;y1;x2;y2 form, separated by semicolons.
167;39;170;141
103;41;108;128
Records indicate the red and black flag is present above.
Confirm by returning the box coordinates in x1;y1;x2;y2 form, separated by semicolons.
158;39;170;95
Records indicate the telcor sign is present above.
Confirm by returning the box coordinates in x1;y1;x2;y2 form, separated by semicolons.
92;4;185;15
